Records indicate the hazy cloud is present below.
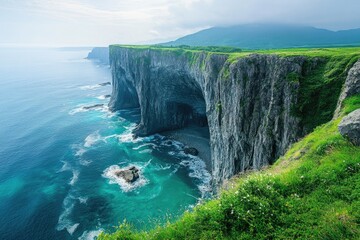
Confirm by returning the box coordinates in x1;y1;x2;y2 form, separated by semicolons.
0;0;359;47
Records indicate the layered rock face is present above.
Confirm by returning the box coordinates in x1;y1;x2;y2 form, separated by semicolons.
334;59;360;118
108;47;353;188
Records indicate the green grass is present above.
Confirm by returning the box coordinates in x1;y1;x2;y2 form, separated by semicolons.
110;44;360;57
110;45;360;67
343;94;360;115
293;54;360;131
98;98;360;239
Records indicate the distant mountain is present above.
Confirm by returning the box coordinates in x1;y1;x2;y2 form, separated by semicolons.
163;24;360;49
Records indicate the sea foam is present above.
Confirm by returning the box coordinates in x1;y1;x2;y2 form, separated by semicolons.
84;131;105;147
78;229;103;240
56;194;79;235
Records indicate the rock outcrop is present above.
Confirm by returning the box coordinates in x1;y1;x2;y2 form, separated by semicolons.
108;46;358;188
339;109;360;146
115;166;139;183
184;147;199;156
334;59;360;118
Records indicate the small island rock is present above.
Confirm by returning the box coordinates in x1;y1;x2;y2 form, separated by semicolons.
184;147;199;156
115;166;139;183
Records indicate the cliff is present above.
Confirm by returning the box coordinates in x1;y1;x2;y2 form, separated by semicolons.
87;47;110;65
108;45;360;188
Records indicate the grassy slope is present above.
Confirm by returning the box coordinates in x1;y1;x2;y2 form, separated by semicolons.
101;47;360;239
99;96;360;240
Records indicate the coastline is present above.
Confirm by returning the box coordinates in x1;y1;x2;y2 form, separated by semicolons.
162;126;212;172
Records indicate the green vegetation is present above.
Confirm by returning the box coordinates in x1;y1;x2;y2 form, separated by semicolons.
293;54;360;132
111;45;360;59
154;45;243;53
286;72;300;83
343;94;360;115
99;94;360;239
216;101;222;113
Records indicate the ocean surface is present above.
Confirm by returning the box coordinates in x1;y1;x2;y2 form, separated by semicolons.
0;48;211;240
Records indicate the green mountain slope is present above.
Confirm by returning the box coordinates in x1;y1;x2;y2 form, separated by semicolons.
163;24;360;49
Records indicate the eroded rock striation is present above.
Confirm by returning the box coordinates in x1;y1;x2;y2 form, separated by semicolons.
108;46;358;188
334;59;360;118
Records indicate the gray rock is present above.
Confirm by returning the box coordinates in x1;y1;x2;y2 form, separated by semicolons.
115;166;139;183
107;47;345;190
99;82;111;86
334;60;360;118
339;109;360;146
184;147;199;156
83;104;104;110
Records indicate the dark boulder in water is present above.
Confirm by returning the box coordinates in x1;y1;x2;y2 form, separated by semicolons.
83;104;104;110
99;82;111;86
184;147;199;156
114;166;139;183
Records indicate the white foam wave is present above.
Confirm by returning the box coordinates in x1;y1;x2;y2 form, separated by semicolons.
79;159;92;166
79;84;101;90
96;95;110;100
69;104;109;115
68;223;80;235
75;148;86;157
69;170;79;186
78;196;88;204
160;138;184;150
59;161;72;172
132;143;156;150
139;149;152;154
180;155;212;198
57;195;79;235
102;165;148;192
78;229;103;240
69;107;87;115
118;133;136;143
153;163;172;171
84;131;105;147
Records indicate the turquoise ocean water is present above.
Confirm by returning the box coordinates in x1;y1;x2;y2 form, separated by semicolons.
0;48;210;239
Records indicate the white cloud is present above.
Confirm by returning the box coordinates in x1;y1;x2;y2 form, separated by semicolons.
0;0;359;46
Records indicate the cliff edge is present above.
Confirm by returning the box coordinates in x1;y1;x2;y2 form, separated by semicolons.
108;46;360;188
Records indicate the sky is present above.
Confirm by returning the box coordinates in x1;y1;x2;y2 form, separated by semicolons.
0;0;359;47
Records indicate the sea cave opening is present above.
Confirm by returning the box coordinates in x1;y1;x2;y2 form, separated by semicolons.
163;82;211;170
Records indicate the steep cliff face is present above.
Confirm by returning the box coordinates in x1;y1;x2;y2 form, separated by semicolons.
334;59;360;118
87;47;110;65
108;46;357;187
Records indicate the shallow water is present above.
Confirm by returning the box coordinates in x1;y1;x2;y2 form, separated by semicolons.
0;48;210;240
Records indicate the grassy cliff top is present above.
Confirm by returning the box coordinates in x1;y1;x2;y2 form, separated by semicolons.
110;44;360;59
